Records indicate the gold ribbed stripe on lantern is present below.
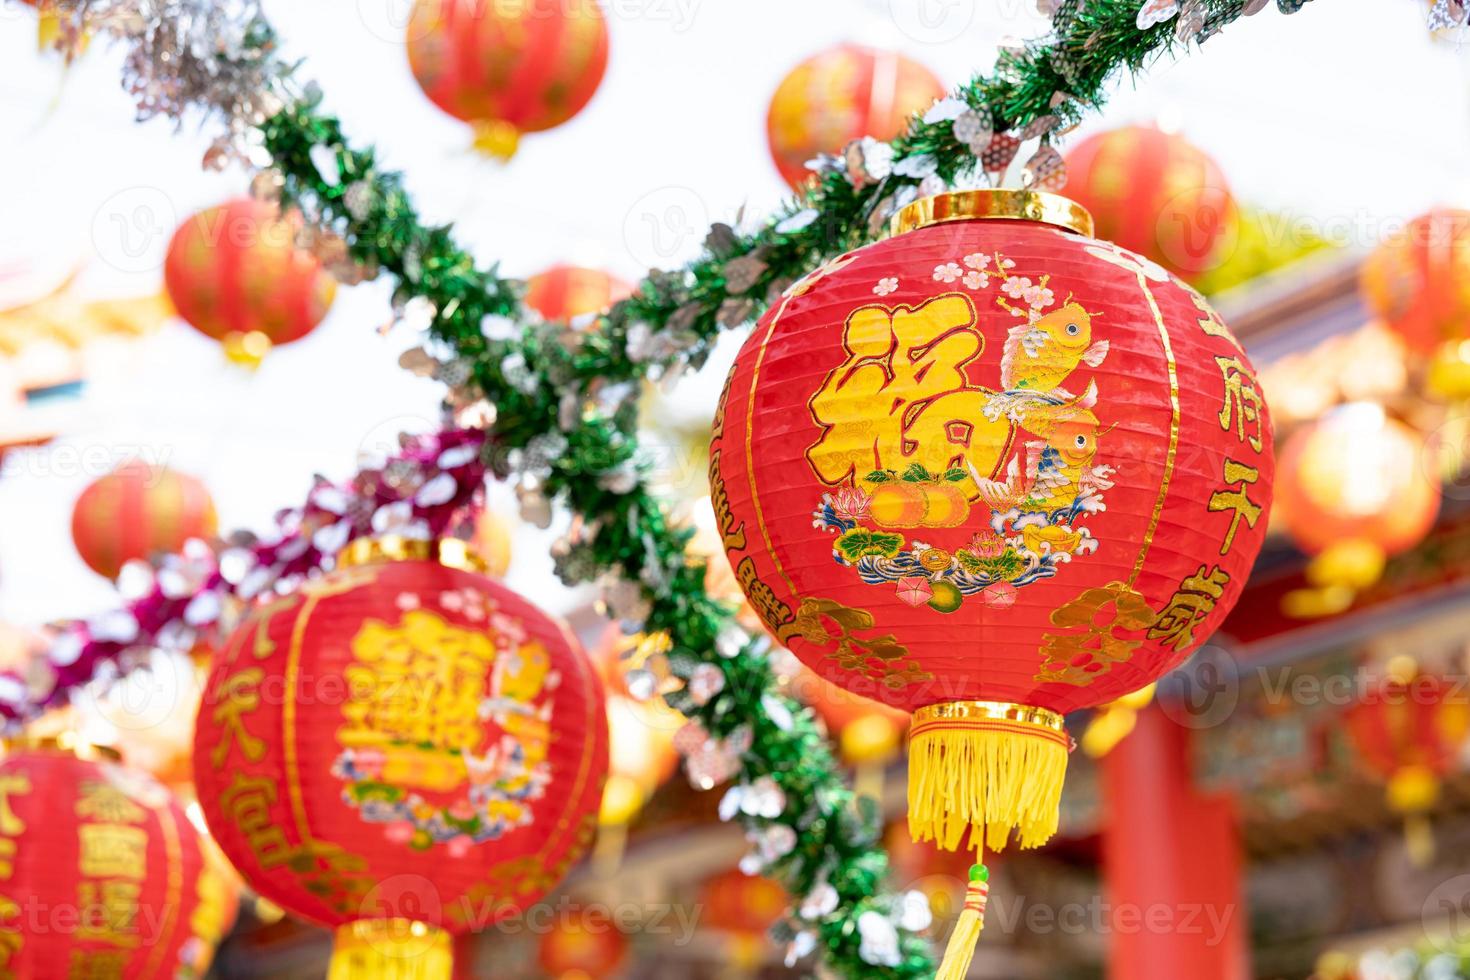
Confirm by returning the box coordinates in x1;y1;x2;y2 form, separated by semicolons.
328;920;453;980
908;701;1071;853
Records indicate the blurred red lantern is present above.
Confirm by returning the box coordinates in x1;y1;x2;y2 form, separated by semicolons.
193;538;607;979
406;0;609;160
1276;403;1439;592
1346;669;1470;863
711;188;1272;972
524;265;632;322
537;914;629;979
0;741;233;978
1062;124;1238;280
71;461;217;580
1361;208;1470;354
700;868;787;969
767;44;945;191
164;199;336;366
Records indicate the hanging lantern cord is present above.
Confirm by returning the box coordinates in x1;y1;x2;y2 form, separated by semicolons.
936;845;990;980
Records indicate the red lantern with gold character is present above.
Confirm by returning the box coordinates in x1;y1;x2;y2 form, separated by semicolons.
192;539;608;980
1361;208;1470;354
0;740;235;978
767;44;945;191
164;199;336;366
525;265;633;322
406;0;609;160
1346;670;1470;864
1062;125;1238;280
71;461;217;580
537;914;629;979
711;189;1273;976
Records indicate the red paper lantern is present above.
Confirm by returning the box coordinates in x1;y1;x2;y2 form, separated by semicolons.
164;199;336;366
711;189;1272;968
0;741;234;978
1360;208;1470;354
767;44;945;191
1276;404;1439;588
699;868;787;968
537;914;629;979
1062;125;1237;280
1346;670;1470;862
406;0;609;160
192;538;607;979
524;265;633;322
71;461;218;579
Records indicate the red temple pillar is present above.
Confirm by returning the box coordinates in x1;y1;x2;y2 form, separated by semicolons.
1101;706;1248;980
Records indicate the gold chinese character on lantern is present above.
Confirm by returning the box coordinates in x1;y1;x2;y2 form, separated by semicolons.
1215;356;1265;453
207;667;267;768
75;880;141;946
1037;582;1157;685
1207;459;1264;555
1147;565;1231;652
74;783;145;826
76;825;147;880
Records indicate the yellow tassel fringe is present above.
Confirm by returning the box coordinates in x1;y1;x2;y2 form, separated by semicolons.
328;919;454;980
908;700;1071;853
937;864;990;980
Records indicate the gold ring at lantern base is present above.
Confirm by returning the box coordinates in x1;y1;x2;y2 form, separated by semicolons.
336;535;491;575
328;919;453;980
908;700;1072;854
890;189;1095;238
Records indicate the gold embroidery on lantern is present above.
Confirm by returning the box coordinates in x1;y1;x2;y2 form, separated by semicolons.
77;825;147;880
734;556;794;633
66;949;129;979
75;782;146;825
332;607;556;850
779;596;933;689
75;880;142;945
206;667;268;767
1216;356;1265;453
0;774;29;839
1036;582;1156;685
218;772;292;868
1187;285;1243;352
1208;459;1264;555
708;450;746;552
1147;565;1231;652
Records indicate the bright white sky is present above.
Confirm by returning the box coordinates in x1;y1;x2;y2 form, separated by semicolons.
0;0;1466;627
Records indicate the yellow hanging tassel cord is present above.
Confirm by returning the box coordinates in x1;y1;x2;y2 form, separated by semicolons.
936;849;990;980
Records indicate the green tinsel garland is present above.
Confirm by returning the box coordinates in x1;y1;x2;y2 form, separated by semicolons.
242;1;1317;976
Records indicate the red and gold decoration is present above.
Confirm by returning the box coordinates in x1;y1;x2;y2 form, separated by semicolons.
0;740;235;978
711;188;1272;976
163;198;337;366
537;914;629;979
1345;665;1470;865
1276;403;1439;608
192;538;608;980
1062;124;1237;280
405;0;610;160
766;44;945;191
524;265;633;322
71;461;218;580
1360;207;1470;355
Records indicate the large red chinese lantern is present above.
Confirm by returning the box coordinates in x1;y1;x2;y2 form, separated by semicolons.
1346;669;1470;864
193;538;608;979
524;265;633;322
711;189;1273;976
767;44;945;191
1360;208;1470;354
164;199;336;366
0;740;234;977
71;461;217;579
1062;124;1237;280
405;0;609;160
1276;403;1439;593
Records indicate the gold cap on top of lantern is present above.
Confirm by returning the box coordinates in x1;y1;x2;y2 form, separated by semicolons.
0;733;122;762
891;189;1095;238
336;534;491;575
